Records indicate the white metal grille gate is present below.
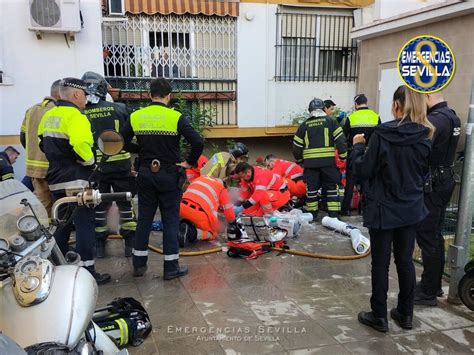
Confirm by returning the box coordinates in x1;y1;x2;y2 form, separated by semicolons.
102;14;237;80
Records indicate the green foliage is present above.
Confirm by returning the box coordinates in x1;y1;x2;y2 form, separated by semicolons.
286;109;310;126
172;94;216;134
226;139;236;151
172;94;216;158
287;106;351;126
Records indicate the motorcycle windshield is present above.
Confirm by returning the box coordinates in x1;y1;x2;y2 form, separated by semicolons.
0;180;49;242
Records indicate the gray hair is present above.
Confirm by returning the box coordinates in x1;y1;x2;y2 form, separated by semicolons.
59;85;76;100
50;79;61;98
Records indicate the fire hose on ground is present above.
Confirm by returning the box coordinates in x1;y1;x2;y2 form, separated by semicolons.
68;224;371;260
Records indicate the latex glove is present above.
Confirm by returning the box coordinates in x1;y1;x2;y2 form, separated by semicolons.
176;161;192;169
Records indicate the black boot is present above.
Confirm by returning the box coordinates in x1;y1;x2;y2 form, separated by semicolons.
178;220;197;247
417;281;444;298
227;220;243;240
358;311;388;333
124;245;133;258
133;266;147;277
339;209;351;217
121;230;134;258
86;266;111;285
390;308;413;330
164;265;188;280
96;239;106;259
124;237;133;258
414;287;437;306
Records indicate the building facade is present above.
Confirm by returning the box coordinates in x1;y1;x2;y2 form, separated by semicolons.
352;0;474;139
102;0;372;142
0;0;104;179
0;0;373;179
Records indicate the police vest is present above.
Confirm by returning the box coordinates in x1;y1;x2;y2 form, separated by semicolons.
130;104;182;165
346;109;379;147
38;102;95;192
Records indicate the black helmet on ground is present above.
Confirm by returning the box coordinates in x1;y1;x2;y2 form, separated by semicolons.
308;98;324;112
229;142;249;159
81;71;109;99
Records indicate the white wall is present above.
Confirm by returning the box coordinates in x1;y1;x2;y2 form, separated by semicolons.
237;3;356;128
355;0;448;27
0;0;103;136
0;0;103;179
272;82;357;125
378;68;403;123
377;0;446;21
237;3;272;127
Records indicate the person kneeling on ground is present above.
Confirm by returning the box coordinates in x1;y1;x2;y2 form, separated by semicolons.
179;176;237;246
264;154;306;199
235;162;290;216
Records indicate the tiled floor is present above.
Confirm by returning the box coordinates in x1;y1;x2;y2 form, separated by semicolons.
95;215;474;354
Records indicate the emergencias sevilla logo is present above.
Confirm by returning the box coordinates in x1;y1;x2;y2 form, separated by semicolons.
397;35;455;93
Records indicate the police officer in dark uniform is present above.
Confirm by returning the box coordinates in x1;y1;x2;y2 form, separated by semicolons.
415;93;461;306
82;72;137;258
122;78;203;279
293;98;347;220
38;78;111;284
0;146;19;181
341;94;380;215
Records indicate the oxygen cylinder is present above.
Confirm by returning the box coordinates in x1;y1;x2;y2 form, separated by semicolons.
107;203;120;234
321;216;370;255
348;229;370;254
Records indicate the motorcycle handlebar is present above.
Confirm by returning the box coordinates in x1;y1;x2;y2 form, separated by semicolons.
100;192;132;203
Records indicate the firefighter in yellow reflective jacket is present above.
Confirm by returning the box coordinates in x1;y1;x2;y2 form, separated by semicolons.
293;98;347;221
38;77;111;285
341;94;380;215
20;80;61;216
200;142;248;180
0;146;20;181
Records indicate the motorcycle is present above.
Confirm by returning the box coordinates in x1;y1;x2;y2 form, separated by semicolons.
459;260;474;311
0;131;130;354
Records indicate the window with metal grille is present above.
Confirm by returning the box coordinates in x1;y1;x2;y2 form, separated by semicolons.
148;32;190;78
102;15;236;80
275;9;358;82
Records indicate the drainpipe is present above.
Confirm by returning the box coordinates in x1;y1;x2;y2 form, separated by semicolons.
447;78;474;303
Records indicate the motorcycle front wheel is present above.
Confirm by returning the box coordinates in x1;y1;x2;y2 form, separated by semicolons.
458;273;474;311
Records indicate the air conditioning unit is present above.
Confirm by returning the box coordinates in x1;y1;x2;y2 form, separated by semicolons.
28;0;82;36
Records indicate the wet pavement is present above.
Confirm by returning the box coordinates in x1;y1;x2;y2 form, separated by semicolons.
95;215;474;354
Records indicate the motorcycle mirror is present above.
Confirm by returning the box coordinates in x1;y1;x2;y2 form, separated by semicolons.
97;130;124;156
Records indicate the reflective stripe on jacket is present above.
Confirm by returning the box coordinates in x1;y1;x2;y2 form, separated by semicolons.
272;159;303;180
183;176;235;222
38;100;95;191
239;166;286;205
21;97;55;178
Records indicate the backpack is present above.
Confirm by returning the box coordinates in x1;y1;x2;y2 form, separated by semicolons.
227;239;287;259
